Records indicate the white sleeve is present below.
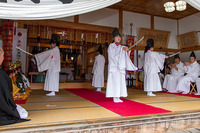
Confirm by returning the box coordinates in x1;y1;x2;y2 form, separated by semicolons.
154;52;165;70
35;50;52;72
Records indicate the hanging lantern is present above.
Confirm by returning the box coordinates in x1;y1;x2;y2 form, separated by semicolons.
164;2;175;12
176;0;187;11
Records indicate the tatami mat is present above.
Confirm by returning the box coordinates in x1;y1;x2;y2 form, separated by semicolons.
1;88;200;131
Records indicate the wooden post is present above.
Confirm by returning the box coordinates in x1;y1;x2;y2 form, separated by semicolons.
151;15;154;30
177;20;180;49
74;15;79;23
119;9;123;44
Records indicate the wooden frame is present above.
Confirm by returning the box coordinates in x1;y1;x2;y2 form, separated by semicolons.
177;31;199;49
18;20;114;33
138;28;171;49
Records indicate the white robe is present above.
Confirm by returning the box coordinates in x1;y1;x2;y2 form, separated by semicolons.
106;43;137;97
176;61;200;93
16;104;28;119
163;62;184;93
144;51;165;92
92;54;105;88
35;46;60;92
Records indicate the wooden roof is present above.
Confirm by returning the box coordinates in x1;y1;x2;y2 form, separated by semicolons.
108;0;200;19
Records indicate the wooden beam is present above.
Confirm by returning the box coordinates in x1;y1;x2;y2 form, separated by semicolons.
119;9;123;44
28;42;86;49
18;20;114;33
180;46;200;53
134;46;179;53
151;15;154;30
74;15;79;23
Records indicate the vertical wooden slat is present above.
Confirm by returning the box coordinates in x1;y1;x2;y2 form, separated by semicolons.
151;15;154;30
119;9;123;44
74;15;79;23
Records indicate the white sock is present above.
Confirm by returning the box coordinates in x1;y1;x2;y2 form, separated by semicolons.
113;97;119;103
96;88;101;92
182;92;188;94
117;97;123;102
147;91;156;96
46;91;55;96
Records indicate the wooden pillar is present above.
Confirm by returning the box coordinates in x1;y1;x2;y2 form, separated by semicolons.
74;15;79;23
119;9;123;44
151;15;154;30
177;20;180;49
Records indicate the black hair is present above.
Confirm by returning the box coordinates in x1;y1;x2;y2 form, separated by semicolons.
112;28;121;38
190;51;196;59
145;39;154;53
50;34;60;46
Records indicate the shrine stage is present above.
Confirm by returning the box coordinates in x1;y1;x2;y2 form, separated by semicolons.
1;83;200;133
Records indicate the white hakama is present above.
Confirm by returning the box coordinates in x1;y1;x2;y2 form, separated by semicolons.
92;54;105;88
106;43;137;97
163;62;184;93
35;46;60;92
176;61;200;94
144;51;165;92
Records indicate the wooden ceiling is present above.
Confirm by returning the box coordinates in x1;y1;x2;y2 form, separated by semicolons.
108;0;200;19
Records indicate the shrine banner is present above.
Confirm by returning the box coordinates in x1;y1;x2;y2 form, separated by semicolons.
13;28;27;73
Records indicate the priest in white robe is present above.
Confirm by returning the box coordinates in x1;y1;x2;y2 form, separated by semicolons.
106;28;138;103
144;39;168;96
35;34;60;96
176;51;200;94
163;54;184;93
92;45;105;92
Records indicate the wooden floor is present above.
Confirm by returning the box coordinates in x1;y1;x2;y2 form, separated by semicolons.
1;86;200;131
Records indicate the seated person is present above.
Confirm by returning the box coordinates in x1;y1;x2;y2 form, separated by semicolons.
11;62;29;100
16;61;32;94
176;51;200;94
6;62;20;100
163;54;184;92
0;48;29;126
165;66;171;75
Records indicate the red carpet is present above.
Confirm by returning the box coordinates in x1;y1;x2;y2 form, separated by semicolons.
15;99;27;104
66;89;171;117
161;91;200;98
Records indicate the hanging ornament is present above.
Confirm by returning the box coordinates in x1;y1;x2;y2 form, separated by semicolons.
46;27;49;39
70;45;72;53
62;31;65;43
38;43;40;51
96;33;98;44
80;46;82;53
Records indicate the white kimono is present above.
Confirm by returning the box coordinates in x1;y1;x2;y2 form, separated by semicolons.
144;51;165;92
176;61;200;93
92;54;105;88
35;46;60;92
163;62;184;93
106;43;137;97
